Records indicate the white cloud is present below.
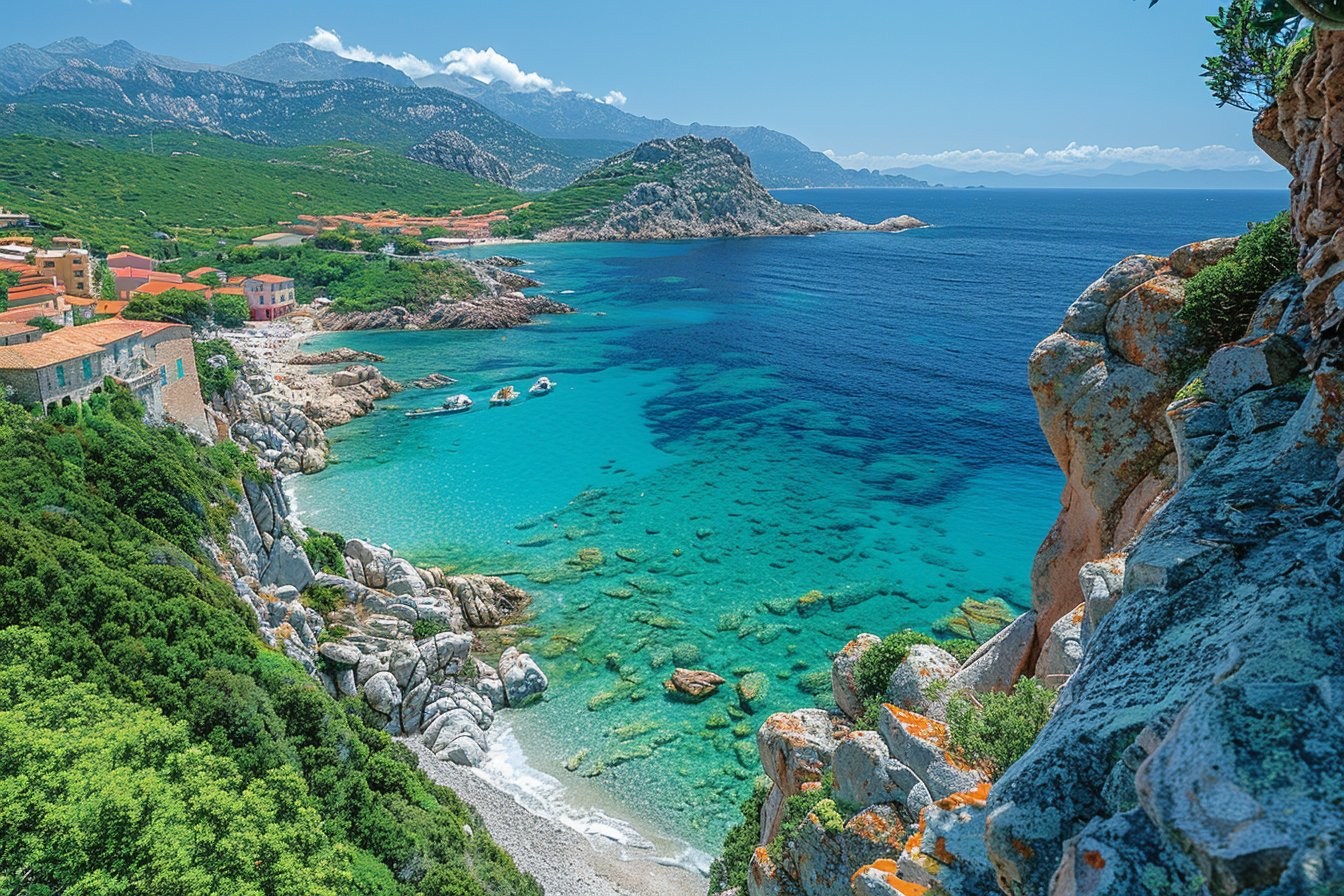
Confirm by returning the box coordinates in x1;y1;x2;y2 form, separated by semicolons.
304;26;437;80
825;142;1267;174
439;47;557;93
597;90;627;107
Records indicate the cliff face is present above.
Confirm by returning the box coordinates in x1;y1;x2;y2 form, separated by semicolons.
406;129;516;188
731;35;1344;896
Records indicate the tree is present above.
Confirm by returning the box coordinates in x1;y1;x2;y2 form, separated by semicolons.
97;261;119;302
211;293;250;328
123;287;212;329
0;269;17;312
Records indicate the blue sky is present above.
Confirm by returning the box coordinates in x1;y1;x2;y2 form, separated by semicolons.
16;0;1267;173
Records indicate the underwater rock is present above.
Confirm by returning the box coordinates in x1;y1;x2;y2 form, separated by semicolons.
738;671;770;713
665;668;726;700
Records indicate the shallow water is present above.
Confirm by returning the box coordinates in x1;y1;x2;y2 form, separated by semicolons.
291;187;1287;850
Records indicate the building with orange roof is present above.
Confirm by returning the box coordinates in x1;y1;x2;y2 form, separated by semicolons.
95;300;129;317
34;241;92;298
106;251;154;273
5;280;65;310
186;266;226;282
242;274;296;321
0;298;72;328
0;317;209;433
131;280;211;300
0;322;42;346
65;296;97;320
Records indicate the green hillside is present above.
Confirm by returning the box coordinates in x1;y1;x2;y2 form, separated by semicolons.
0;134;524;256
0;388;540;896
494;152;684;238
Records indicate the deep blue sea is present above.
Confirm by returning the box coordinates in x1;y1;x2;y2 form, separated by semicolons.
291;188;1287;853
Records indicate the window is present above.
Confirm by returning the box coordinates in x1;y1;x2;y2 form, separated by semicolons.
55;365;65;387
82;358;92;380
176;358;184;380
160;366;167;386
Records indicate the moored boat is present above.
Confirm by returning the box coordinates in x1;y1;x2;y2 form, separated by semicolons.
489;385;519;406
406;393;473;418
528;376;556;396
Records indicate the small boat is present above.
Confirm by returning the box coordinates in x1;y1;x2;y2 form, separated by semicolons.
406;394;473;418
489;385;519;406
528;376;556;396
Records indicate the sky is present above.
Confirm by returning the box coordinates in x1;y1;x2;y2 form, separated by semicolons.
13;0;1269;174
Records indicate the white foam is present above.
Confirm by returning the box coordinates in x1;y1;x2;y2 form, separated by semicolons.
472;719;713;875
559;289;576;295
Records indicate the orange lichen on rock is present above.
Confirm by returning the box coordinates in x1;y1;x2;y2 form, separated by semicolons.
934;783;993;811
1011;838;1036;859
850;859;929;895
847;808;906;849
884;705;948;744
932;835;956;865
1083;850;1106;870
800;780;823;793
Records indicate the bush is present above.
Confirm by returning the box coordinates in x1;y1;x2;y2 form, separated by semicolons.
854;629;938;706
1175;376;1209;401
940;638;980;664
708;777;770;893
413;619;457;641
946;677;1058;779
1179;212;1298;353
193;337;243;400
301;582;345;613
27;315;60;332
212;293;250;328
303;528;347;576
123;287;213;329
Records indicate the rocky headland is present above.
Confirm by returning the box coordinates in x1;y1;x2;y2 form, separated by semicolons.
720;33;1344;896
534;136;928;242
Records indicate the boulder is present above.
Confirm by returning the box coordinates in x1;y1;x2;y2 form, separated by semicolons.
738;671;770;714
831;633;880;720
1167;396;1230;484
1168;237;1239;278
832;730;921;812
877;706;986;803
1077;557;1126;646
384;557;429;599
344;539;392;589
884;644;959;714
1204;334;1303;404
757;708;841;797
498;647;548;706
664;667;727;700
1035;602;1084;686
448;574;528;627
318;641;362;668
944;610;1035;697
851;860;917;896
895;785;998;895
363;671;402;719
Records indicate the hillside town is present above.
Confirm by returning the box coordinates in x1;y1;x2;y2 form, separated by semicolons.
0;206;298;434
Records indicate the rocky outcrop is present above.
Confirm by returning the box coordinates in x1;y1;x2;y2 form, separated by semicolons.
407;129;516;188
321;292;573;332
288;347;385;365
664;667;727;700
536;137;929;242
1026;239;1237;652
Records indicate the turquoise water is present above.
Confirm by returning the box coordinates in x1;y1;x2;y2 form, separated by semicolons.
291;188;1287;850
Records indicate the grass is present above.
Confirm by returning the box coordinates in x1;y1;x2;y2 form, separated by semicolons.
0;134;524;257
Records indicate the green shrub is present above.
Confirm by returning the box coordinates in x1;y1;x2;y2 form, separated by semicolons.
946;677;1057;779
708;776;770;894
303;528;347;576
940;638;980;664
854;629;938;705
194;337;243;400
212;293;250;328
1175;377;1209;401
301;582;345;613
413;618;456;641
1179;212;1298;353
27;315;60;332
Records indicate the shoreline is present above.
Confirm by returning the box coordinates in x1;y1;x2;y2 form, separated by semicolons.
228;318;712;895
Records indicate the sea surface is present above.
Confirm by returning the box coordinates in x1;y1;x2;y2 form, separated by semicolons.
290;188;1287;854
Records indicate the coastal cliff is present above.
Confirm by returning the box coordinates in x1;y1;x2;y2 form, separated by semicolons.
718;33;1344;896
524;136;927;242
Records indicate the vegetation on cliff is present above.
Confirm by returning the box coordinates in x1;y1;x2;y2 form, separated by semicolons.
0;389;540;896
1179;212;1298;352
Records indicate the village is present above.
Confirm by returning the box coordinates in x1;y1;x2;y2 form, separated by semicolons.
0;204;303;438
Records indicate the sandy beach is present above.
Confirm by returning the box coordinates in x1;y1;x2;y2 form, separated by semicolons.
405;739;710;896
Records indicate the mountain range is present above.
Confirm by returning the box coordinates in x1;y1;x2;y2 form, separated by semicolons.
0;37;925;191
888;163;1288;190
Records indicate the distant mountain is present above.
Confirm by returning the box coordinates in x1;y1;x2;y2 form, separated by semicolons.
0;37;214;92
225;43;414;88
416;71;925;190
886;164;1289;190
5;59;592;189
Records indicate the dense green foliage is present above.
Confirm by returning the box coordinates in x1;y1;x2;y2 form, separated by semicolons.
124;287;214;329
491;155;684;238
1200;0;1312;110
0;268;18;310
0;389;540;896
194;337;243;400
26;315;60;333
853;630;939;706
301;583;346;614
302;528;348;577
946;678;1058;779
0;135;522;256
939;638;980;664
707;777;770;894
170;244;484;314
1179;212;1298;352
213;293;250;328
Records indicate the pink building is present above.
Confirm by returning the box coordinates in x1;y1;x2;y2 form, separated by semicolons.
243;274;296;321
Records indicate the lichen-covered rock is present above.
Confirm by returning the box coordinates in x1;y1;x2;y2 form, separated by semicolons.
665;667;727;700
896;785;998;896
943;610;1035;698
884;644;959;714
1204;334;1304;404
447;574;529;627
1168;237;1239;278
832;730;921;813
832;633;880;720
877;707;985;804
757;708;842;797
1034;603;1084;686
1076;557;1125;647
1167;396;1231;485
